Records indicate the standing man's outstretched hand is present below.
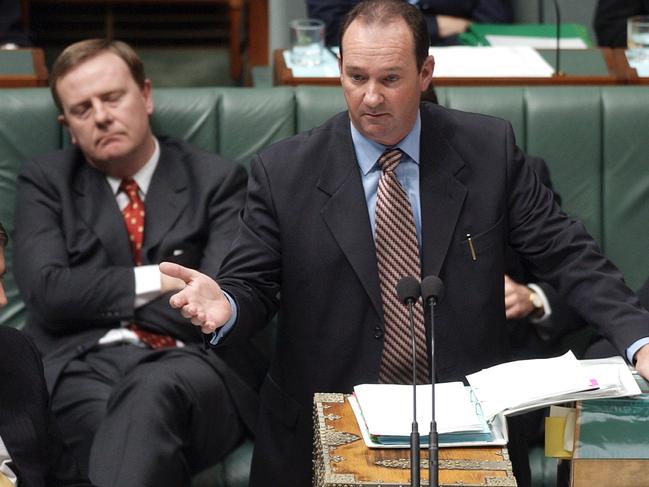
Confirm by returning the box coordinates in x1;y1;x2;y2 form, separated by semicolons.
159;262;232;334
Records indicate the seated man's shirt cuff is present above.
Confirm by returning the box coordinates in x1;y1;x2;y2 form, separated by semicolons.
528;283;552;323
134;265;162;308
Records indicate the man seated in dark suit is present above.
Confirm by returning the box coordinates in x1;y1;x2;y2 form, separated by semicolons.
0;0;30;48
161;1;649;485
0;222;93;487
307;0;513;46
594;0;649;47
12;39;262;487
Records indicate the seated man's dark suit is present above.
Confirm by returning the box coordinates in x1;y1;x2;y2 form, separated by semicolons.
13;136;263;486
307;0;513;45
214;102;649;486
0;326;93;487
594;0;649;47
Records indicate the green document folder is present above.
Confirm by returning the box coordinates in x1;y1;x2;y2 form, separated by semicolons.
575;395;649;459
459;23;593;48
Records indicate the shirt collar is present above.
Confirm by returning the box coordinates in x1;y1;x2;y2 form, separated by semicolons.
351;111;421;176
107;137;160;196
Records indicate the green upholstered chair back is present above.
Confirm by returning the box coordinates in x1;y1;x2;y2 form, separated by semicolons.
2;85;649;332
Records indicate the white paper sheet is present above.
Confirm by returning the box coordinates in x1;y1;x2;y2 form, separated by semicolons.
429;46;554;77
485;35;588;49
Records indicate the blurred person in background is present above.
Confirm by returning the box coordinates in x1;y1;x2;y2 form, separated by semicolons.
307;0;512;46
594;0;649;47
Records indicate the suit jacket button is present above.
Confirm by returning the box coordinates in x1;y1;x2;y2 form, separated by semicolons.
373;327;383;339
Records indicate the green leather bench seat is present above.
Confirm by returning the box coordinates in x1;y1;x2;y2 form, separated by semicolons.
2;86;649;487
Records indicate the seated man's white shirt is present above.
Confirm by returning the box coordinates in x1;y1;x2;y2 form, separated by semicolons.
0;436;17;485
528;282;552;322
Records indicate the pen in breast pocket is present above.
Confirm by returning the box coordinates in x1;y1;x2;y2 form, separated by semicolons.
466;233;477;261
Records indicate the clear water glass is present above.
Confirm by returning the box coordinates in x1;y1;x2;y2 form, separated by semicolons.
290;18;325;67
627;15;649;63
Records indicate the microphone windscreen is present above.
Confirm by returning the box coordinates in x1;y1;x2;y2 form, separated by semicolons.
421;275;445;303
396;276;421;304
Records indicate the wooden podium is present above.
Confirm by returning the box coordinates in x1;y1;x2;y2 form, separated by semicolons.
313;393;517;486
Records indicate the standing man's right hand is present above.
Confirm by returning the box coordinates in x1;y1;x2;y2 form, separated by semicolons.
159;262;232;334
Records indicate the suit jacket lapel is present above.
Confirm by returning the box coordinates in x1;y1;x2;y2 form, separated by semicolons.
317;114;383;322
142;142;188;262
419;106;467;277
72;157;132;266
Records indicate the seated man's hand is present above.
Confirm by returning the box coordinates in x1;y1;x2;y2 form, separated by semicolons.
436;15;471;38
159;262;232;334
504;274;537;320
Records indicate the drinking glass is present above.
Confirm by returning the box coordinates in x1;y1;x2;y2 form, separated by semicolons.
627;15;649;63
290;18;325;67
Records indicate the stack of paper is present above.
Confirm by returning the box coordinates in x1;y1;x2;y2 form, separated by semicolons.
350;351;641;449
350;382;508;448
429;46;554;78
467;352;641;421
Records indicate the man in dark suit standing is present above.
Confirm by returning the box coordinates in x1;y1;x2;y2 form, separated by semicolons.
162;1;649;485
12;40;261;487
0;222;93;487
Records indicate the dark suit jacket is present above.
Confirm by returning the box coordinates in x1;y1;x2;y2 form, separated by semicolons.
0;327;92;487
307;0;513;46
216;102;649;485
506;155;591;360
13;136;263;432
595;0;649;47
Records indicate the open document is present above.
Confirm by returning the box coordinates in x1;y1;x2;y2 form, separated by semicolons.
351;351;640;448
350;382;508;449
467;352;641;421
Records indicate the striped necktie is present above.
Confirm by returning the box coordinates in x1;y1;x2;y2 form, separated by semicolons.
375;148;429;384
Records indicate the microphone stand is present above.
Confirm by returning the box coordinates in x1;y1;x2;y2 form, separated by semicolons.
421;276;444;487
406;297;421;487
426;294;438;487
553;0;564;76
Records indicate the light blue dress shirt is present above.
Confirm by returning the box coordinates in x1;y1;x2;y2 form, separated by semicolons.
352;112;423;245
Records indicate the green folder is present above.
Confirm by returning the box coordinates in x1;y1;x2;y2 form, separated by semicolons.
459;23;592;48
575;395;649;459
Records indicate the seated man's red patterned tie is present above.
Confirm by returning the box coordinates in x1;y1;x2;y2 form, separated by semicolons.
120;178;176;349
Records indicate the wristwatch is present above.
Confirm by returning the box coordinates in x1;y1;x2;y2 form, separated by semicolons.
529;290;544;317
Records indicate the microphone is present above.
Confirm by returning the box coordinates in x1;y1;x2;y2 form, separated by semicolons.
553;0;564;76
395;276;422;487
396;275;421;305
421;275;445;487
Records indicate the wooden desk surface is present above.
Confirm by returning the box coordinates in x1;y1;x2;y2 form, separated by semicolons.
313;393;517;486
274;48;644;87
0;48;48;88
